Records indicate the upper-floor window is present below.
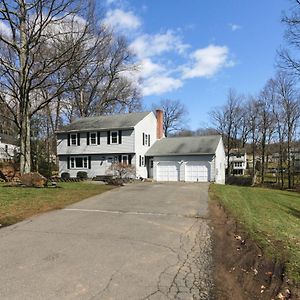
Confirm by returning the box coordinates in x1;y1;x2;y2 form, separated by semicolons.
234;162;243;167
90;132;97;145
111;131;118;144
143;133;150;146
71;133;77;145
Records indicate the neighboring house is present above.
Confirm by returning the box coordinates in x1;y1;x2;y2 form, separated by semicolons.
145;135;225;184
57;111;160;179
227;149;247;175
57;111;226;184
0;133;18;162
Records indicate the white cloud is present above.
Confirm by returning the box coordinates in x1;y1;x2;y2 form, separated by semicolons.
104;9;141;31
130;30;190;59
182;45;234;79
0;21;12;37
142;75;183;96
139;58;165;77
229;23;241;32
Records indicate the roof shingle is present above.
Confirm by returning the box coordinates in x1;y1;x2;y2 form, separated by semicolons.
57;112;151;132
146;135;222;156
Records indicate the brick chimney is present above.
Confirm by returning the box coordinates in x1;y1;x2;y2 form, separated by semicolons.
156;109;164;140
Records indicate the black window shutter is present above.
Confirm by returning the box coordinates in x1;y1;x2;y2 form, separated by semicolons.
148;135;150;146
77;133;80;146
118;155;122;163
87;132;90;145
67;134;70;146
97;132;100;145
129;155;132;165
139;155;141;167
88;156;91;169
107;131;110;144
142;133;145;145
67;157;70;169
119;130;122;144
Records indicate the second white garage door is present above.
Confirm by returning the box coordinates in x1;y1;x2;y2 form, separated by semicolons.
185;162;209;182
157;162;179;181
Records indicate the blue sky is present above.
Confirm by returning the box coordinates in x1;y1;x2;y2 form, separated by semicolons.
104;0;290;130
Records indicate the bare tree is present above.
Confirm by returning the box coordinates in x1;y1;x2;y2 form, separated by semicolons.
153;99;188;137
271;72;300;188
210;89;244;173
0;0;96;174
245;96;260;184
257;83;275;184
64;34;141;119
279;1;300;76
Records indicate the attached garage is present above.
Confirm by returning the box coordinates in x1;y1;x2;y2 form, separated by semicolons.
157;162;179;181
146;135;226;184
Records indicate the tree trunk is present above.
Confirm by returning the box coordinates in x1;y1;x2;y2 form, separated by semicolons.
19;0;31;174
20;112;31;174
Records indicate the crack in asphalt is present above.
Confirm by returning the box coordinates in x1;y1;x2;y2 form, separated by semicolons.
63;208;206;219
142;219;213;300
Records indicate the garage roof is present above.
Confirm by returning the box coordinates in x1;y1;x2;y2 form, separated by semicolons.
57;112;151;132
145;135;222;156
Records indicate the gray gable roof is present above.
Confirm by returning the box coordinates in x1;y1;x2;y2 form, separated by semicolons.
0;133;18;145
58;112;151;132
146;135;222;156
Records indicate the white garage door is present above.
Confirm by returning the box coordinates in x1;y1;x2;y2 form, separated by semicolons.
157;162;179;181
185;162;209;182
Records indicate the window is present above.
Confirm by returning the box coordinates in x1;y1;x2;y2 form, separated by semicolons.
5;145;8;152
70;156;88;169
71;133;77;145
111;131;118;144
90;132;97;145
122;155;128;165
143;133;150;146
141;156;144;166
234;162;243;168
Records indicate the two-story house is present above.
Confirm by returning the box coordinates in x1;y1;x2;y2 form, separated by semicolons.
57;111;162;178
57;110;226;184
227;149;247;175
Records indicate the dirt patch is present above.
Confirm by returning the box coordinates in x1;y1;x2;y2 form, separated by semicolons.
209;200;298;300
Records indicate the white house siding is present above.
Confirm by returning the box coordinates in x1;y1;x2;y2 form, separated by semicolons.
152;155;215;182
57;129;135;155
59;154;136;178
214;139;226;184
0;142;17;161
134;112;158;178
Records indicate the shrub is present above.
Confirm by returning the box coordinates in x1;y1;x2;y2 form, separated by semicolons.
77;171;88;179
61;172;70;180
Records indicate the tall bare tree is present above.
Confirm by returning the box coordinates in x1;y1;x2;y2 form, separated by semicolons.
0;0;95;173
64;33;141;119
210;89;244;173
153;99;188;137
272;72;300;188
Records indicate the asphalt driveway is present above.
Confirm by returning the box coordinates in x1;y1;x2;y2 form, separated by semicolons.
0;182;212;300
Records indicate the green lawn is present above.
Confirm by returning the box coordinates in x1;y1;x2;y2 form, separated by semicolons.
210;184;300;281
0;182;114;226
